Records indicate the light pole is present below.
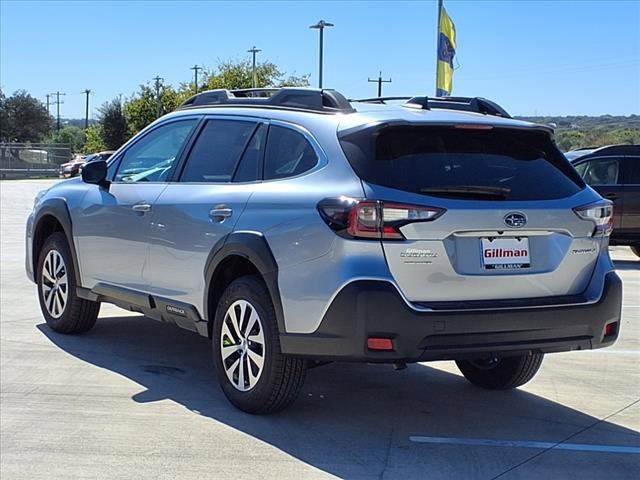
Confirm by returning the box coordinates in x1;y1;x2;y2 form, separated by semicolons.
247;46;261;88
83;89;91;129
190;65;203;93
309;20;334;89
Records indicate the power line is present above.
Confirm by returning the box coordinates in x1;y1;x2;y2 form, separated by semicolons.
368;71;392;97
49;91;66;131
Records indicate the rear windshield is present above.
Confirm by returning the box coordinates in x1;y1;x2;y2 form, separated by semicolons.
339;126;585;201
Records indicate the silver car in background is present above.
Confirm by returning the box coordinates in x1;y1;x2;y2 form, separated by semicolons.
26;88;622;413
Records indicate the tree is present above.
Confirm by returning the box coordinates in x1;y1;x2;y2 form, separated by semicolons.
203;59;309;90
124;84;190;135
98;98;129;150
46;125;86;153
0;90;52;142
84;124;106;153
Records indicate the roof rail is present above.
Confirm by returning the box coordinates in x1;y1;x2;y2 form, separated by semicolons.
351;95;511;118
348;96;413;104
406;96;511;118
177;88;355;114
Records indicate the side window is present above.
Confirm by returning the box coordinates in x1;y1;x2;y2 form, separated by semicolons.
623;157;640;184
579;158;620;186
181;119;256;182
114;120;197;183
234;123;267;182
264;125;319;180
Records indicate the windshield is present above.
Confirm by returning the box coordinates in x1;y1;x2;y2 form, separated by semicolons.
339;125;585;201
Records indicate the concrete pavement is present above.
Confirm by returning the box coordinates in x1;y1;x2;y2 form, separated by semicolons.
1;179;638;479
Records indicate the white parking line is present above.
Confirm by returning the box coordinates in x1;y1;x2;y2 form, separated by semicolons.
408;436;640;454
578;350;640;355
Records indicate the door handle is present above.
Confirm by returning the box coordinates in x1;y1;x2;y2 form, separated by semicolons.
209;205;233;222
603;193;618;200
132;202;151;213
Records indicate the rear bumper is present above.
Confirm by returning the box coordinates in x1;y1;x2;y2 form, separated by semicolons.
279;272;622;362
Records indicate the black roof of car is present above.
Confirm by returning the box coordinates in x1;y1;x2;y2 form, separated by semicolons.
568;144;640;162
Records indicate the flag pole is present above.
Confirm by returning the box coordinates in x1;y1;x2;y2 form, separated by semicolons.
435;0;443;96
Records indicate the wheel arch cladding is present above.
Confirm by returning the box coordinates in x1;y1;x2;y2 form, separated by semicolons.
33;199;82;286
204;232;285;338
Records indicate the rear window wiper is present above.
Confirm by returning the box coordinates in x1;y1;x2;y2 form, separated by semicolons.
420;185;510;200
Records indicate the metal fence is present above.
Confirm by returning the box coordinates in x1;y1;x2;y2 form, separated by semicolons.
0;143;72;179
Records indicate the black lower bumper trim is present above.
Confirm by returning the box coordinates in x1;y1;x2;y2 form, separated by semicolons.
279;272;622;363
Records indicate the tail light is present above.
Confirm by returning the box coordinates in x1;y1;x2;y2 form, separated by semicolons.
573;200;613;237
317;197;445;240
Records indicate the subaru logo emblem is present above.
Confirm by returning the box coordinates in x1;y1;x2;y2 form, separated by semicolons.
504;212;527;228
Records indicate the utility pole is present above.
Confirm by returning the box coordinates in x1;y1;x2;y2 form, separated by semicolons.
190;65;202;93
247;46;261;88
153;76;164;118
83;89;91;129
368;71;392;97
45;94;50;115
309;20;334;89
49;91;66;131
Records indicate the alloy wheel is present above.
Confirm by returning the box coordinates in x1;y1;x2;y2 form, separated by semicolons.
41;249;68;318
220;299;266;392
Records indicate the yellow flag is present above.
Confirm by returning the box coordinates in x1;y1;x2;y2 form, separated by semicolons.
436;4;456;97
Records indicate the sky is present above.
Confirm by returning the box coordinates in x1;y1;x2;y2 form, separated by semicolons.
1;0;639;119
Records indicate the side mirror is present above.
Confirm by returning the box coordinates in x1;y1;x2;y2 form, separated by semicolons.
81;159;110;189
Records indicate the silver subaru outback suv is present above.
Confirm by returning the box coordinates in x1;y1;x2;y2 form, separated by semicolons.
26;88;622;413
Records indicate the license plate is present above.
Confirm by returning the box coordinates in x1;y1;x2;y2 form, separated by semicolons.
481;237;530;270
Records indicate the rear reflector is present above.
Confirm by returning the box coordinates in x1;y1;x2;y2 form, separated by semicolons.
604;322;618;337
367;337;393;351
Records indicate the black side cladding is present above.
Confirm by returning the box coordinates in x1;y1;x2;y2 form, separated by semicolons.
33;199;82;287
203;232;286;333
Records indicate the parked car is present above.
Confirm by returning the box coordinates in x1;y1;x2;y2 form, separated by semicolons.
59;151;115;178
568;145;640;256
58;155;86;178
27;88;622;413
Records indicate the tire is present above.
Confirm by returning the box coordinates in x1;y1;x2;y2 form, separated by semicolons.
631;245;640;258
212;275;306;414
37;232;100;334
456;353;544;390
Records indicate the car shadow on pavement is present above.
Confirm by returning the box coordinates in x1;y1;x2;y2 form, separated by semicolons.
37;316;640;478
614;259;640;271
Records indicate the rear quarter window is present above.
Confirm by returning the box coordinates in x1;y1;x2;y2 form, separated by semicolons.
340;126;585;201
264;125;318;180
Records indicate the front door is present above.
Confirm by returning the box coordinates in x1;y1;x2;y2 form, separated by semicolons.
74;118;199;290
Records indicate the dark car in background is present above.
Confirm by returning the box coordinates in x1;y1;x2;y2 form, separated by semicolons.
569;145;640;256
59;151;115;178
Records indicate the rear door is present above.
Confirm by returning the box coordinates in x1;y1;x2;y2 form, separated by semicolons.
145;117;266;311
340;124;600;303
